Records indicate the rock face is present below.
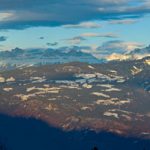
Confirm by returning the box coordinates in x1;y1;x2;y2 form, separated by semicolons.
0;57;150;139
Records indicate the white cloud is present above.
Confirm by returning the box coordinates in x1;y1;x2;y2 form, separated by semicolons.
123;42;143;51
63;22;102;29
0;12;13;21
82;40;144;59
80;32;119;38
109;19;138;24
98;41;143;53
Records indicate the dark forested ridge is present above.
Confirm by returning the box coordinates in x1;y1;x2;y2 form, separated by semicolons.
0;114;149;150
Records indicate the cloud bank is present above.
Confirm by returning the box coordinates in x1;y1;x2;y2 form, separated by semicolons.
0;0;150;29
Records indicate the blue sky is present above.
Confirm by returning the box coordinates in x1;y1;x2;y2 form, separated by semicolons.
0;0;150;57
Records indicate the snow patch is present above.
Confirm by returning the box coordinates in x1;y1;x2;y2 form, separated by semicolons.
103;88;122;92
131;66;142;75
0;76;5;83
95;98;130;106
3;87;13;92
104;111;119;119
92;92;110;98
82;83;93;89
88;65;95;70
6;77;16;82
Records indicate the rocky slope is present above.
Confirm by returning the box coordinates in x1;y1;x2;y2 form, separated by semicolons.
0;57;150;139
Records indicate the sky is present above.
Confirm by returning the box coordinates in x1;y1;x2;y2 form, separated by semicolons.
0;0;150;57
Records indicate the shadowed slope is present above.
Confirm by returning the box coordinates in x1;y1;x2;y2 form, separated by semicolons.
0;114;150;150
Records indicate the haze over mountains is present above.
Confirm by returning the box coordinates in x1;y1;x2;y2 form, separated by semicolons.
0;47;102;70
0;45;150;71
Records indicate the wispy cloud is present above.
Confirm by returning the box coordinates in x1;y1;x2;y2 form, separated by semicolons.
39;37;45;40
0;12;13;21
65;32;118;45
109;19;138;24
81;40;144;59
63;22;102;29
0;36;7;42
80;33;119;38
46;42;58;46
97;40;143;54
66;36;86;45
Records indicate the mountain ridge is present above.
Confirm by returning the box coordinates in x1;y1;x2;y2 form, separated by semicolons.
0;45;150;71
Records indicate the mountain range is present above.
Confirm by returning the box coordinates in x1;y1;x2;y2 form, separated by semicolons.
0;47;102;70
0;46;150;149
0;45;150;70
107;45;150;61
